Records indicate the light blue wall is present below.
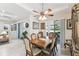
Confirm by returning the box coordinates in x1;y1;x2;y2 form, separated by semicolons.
60;19;65;47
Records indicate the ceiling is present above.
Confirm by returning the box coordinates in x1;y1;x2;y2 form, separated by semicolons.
21;3;73;12
0;3;74;24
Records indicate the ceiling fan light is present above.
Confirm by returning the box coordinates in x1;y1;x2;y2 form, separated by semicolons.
39;16;47;20
39;16;42;20
43;16;47;20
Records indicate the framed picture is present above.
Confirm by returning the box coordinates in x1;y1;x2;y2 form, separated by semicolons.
40;23;45;30
67;19;72;29
25;23;29;28
11;24;17;31
33;22;39;29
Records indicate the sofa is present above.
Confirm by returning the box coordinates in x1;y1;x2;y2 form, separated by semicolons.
0;34;9;43
0;31;9;43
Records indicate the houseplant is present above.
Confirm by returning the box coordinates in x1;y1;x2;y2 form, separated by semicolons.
21;31;28;39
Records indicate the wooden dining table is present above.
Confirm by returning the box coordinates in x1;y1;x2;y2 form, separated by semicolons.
31;38;52;48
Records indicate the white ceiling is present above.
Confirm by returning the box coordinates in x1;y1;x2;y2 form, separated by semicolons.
0;3;74;23
0;3;32;21
21;3;73;12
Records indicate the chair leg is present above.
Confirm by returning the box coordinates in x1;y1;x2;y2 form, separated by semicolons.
52;49;55;56
53;48;57;56
56;46;58;52
25;50;27;56
54;49;56;56
50;50;53;56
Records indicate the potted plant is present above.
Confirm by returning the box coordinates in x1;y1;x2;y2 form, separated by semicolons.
21;31;28;39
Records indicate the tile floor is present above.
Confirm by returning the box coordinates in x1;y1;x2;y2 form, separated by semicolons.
0;39;67;56
61;47;71;56
0;39;26;56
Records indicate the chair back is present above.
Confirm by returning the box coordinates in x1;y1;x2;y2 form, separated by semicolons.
31;33;36;40
48;32;55;40
49;33;57;50
37;31;43;38
23;37;33;55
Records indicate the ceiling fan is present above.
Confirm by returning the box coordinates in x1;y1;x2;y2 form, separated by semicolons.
32;3;53;20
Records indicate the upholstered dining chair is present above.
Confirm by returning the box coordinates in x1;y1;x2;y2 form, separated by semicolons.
23;36;41;56
31;33;37;40
42;33;57;56
37;31;44;39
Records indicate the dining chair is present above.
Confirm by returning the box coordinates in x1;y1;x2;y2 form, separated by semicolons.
31;33;37;40
23;36;41;56
42;33;57;56
37;31;44;38
64;39;73;56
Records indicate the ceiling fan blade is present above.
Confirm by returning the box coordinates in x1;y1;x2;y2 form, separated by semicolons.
33;15;40;17
32;10;39;13
48;8;52;11
48;14;54;16
44;8;54;16
44;12;53;16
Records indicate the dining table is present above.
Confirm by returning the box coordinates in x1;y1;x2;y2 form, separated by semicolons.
31;38;52;49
